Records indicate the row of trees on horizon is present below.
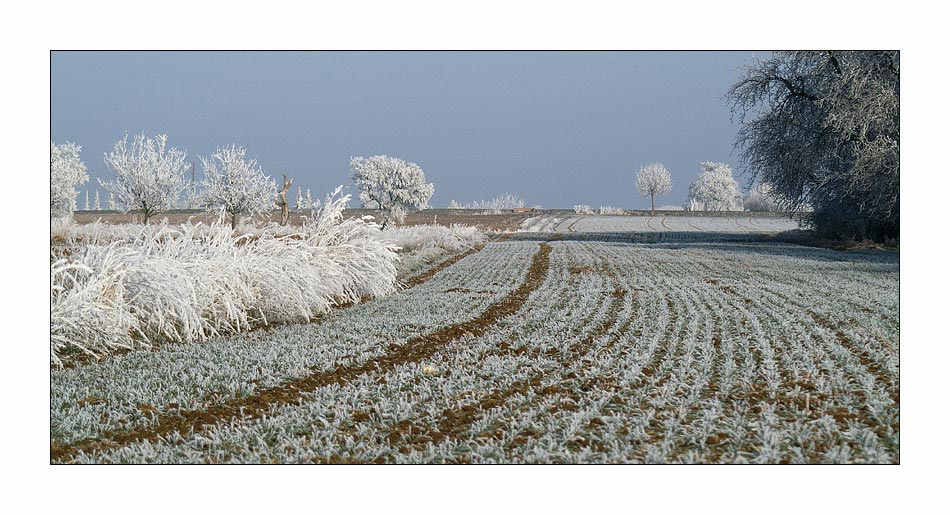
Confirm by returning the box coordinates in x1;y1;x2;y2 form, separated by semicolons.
51;51;899;241
51;134;780;229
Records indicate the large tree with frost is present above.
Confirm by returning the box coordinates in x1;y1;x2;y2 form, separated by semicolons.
50;141;89;218
636;162;672;214
99;133;188;223
728;51;899;240
349;155;434;229
193;145;278;230
687;162;743;211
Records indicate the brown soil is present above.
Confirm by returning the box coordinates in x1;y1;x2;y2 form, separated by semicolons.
51;239;554;463
381;263;633;459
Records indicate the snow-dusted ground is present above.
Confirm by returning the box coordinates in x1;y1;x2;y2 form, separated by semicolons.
521;214;799;234
51;241;534;443
53;232;898;464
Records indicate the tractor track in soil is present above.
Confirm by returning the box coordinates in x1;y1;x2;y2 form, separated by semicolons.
51;237;553;463
374;269;630;462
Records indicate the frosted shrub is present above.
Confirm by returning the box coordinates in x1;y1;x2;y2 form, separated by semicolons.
462;193;525;214
50;187;399;365
50;141;89;218
599;206;625;215
574;205;594;214
382;224;486;253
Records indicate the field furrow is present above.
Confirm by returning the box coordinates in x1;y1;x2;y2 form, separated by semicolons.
51;235;898;464
50;240;541;456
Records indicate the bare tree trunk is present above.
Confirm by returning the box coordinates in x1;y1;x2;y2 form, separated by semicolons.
651;193;655;215
277;174;293;225
231;213;239;230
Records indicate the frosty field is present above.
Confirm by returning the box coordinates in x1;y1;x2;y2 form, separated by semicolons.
50;214;898;463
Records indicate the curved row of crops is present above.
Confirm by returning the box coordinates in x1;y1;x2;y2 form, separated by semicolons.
53;236;898;463
50;240;536;446
520;214;800;235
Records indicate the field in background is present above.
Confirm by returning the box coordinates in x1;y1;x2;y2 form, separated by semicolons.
72;209;799;234
72;209;534;232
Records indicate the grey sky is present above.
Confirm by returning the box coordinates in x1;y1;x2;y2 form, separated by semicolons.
52;51;759;209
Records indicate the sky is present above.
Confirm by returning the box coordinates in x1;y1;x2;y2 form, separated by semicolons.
52;51;760;209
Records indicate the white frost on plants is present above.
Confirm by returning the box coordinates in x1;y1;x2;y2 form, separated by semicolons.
50;187;398;365
50;141;89;218
98;133;189;222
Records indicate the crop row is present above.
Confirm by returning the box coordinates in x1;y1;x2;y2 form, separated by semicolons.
50;241;536;447
57;239;898;463
521;214;800;234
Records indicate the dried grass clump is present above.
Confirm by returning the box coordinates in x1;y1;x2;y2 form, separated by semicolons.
382;224;486;253
50;188;398;366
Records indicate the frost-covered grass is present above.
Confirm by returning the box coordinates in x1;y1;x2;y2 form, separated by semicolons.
54;237;898;463
519;215;563;232
520;214;799;235
379;223;487;286
50;190;399;366
382;224;486;253
51;241;537;444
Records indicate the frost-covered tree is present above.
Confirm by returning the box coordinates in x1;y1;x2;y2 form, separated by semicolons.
93;190;101;211
295;187;303;209
50;141;89;218
448;199;460;209
729;51;899;240
99;133;188;223
687;162;743;211
349;155;434;229
636;162;673;214
193;145;278;230
108;192;116;211
83;190;90;211
744;183;782;212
